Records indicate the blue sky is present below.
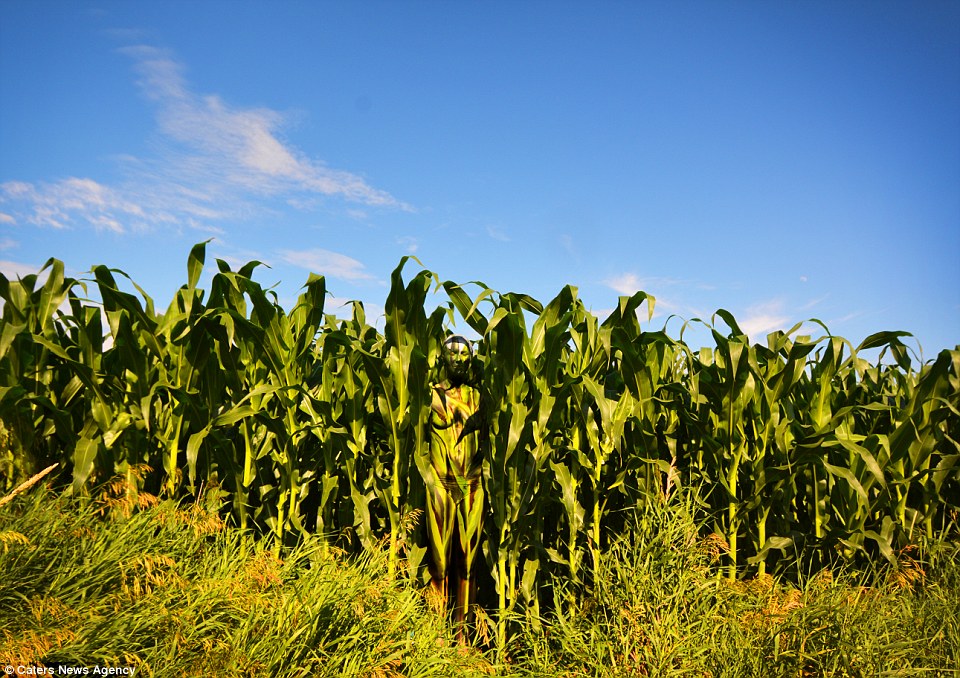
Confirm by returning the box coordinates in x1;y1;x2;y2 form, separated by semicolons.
1;1;958;356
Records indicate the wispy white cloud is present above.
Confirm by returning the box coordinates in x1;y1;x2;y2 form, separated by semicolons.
396;236;419;254
0;259;43;280
603;273;697;294
558;233;581;263
826;309;869;325
486;225;511;242
0;237;16;251
653;295;708;321
590;306;615;319
0;44;409;236
602;272;708;322
799;293;830;311
278;248;374;282
0;178;146;232
604;273;686;296
738;299;790;340
605;273;642;295
122;45;409;208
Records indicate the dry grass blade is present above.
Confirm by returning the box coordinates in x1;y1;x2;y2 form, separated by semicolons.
0;463;58;508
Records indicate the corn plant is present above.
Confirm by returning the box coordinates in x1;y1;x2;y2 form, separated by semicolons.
1;243;957;653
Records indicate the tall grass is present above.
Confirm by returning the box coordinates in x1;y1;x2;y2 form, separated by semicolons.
504;490;960;676
0;484;493;677
2;482;957;675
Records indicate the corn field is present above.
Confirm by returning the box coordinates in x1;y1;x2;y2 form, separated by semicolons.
2;242;958;645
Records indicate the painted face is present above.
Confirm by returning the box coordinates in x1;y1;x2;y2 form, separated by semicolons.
443;335;473;383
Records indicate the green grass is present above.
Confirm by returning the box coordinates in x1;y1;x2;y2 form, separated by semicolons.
507;493;960;676
1;483;957;677
0;486;494;677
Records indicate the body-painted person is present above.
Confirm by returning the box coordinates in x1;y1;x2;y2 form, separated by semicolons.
426;335;485;635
